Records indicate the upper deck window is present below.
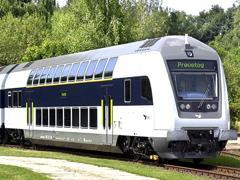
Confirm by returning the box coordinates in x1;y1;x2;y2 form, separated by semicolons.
61;64;72;82
46;66;57;84
104;57;117;78
53;65;64;83
85;60;98;80
68;63;80;82
40;67;50;84
27;70;36;86
77;61;89;81
33;68;43;85
94;59;107;79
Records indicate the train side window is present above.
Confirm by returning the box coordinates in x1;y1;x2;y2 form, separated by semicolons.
124;79;131;103
27;70;36;86
18;91;22;107
141;78;153;102
12;91;18;107
64;108;71;127
77;61;89;81
68;63;80;82
8;91;12;107
33;68;43;85
81;108;88;128
36;108;42;126
40;67;50;84
46;66;57;84
72;108;79;128
94;59;108;79
42;108;48;126
54;65;64;83
104;57;117;79
90;108;97;129
85;60;98;80
57;108;63;127
49;108;56;127
61;64;72;83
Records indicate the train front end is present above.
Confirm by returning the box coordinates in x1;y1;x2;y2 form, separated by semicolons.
150;36;237;160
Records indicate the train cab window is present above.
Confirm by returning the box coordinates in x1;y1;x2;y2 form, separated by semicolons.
49;108;56;126
7;91;12;107
72;108;79;128
90;108;97;128
77;61;89;81
124;79;131;103
27;70;36;86
68;63;80;82
81;108;88;128
57;108;63;127
61;64;72;83
40;67;50;84
36;108;42;126
33;68;43;85
94;59;108;79
85;60;98;80
54;65;64;83
42;108;48;126
46;66;57;84
141;78;153;102
64;108;71;127
104;57;117;79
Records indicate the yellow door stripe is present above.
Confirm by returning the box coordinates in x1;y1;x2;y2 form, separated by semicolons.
101;99;104;126
26;102;28;124
110;99;113;126
31;102;34;124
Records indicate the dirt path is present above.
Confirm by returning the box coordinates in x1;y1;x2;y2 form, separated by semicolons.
0;156;155;180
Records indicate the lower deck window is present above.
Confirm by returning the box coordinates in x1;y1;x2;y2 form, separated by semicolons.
36;109;41;126
64;108;71;127
90;108;97;128
81;108;88;128
50;109;55;126
57;108;63;127
72;108;79;128
42;109;48;126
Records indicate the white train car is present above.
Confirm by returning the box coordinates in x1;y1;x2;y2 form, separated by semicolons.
0;35;237;162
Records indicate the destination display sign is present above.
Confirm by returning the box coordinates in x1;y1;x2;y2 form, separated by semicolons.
167;60;217;72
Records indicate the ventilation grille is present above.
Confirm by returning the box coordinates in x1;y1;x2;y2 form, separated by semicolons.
23;61;34;68
139;38;160;48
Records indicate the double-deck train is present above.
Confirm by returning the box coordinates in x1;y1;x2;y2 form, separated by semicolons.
0;35;237;162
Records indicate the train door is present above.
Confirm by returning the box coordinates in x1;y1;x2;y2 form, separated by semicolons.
101;86;114;145
26;91;34;138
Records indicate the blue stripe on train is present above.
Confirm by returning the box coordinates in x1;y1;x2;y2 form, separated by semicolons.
2;77;153;108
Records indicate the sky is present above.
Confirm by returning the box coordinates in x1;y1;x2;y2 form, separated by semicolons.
56;0;237;15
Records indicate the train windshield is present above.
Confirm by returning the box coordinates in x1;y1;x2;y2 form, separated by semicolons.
172;73;218;100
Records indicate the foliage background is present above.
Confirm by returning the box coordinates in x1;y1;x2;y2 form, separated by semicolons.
0;0;239;130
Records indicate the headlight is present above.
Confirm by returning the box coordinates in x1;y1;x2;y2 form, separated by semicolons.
180;104;185;110
212;104;217;110
186;104;191;110
206;104;211;110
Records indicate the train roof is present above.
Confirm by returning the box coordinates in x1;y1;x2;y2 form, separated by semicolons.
8;35;218;73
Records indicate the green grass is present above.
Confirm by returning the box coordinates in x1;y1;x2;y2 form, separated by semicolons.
203;155;240;168
0;164;49;180
0;147;202;180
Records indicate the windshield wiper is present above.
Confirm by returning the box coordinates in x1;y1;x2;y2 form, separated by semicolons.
197;83;211;110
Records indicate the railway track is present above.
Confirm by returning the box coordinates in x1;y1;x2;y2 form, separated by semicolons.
1;144;240;179
222;151;240;159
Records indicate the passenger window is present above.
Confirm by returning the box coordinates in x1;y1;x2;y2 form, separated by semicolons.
46;66;57;84
12;91;18;107
18;91;22;107
68;63;80;81
94;59;107;79
124;79;131;103
81;108;88;128
90;108;97;128
54;65;64;83
64;108;71;127
141;78;153;102
72;108;79;128
57;108;63;127
49;109;56;127
85;60;98;80
40;67;50;84
104;57;117;78
8;91;12;107
61;64;72;82
77;61;89;81
36;108;42;126
33;68;43;85
27;70;36;86
42;108;48;126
